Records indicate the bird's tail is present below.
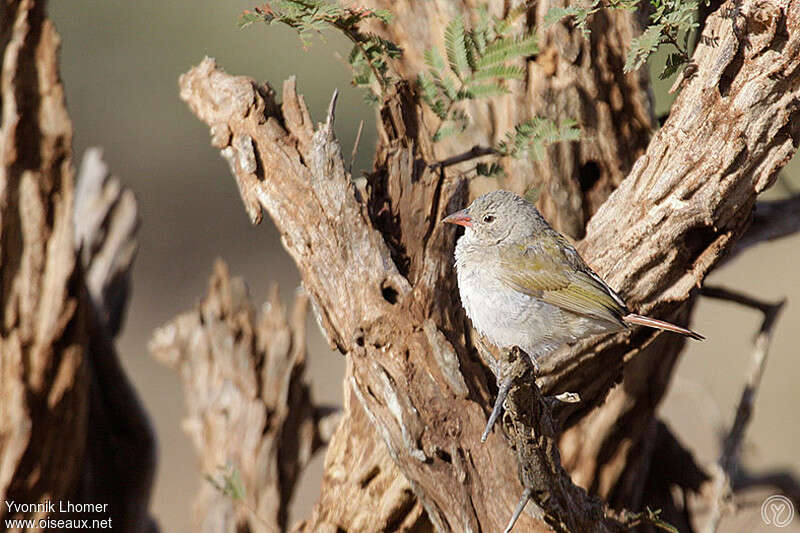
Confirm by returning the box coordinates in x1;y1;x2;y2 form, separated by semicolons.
623;313;705;340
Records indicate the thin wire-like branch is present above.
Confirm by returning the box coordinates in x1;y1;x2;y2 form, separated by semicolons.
428;144;496;170
700;285;786;533
734;470;800;510
349;119;364;173
729;194;800;259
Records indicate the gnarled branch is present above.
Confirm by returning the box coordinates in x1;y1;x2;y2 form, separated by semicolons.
176;0;800;530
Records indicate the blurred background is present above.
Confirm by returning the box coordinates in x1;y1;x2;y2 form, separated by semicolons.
50;2;799;532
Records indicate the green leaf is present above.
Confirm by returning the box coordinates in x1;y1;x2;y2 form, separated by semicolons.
417;72;448;119
543;6;579;27
239;1;401;96
645;507;680;533
363;91;380;105
624;25;662;73
464;31;480;70
444;17;471;77
470;64;526;81
433;122;465;142
523;185;541;203
439;73;459;101
373;9;394;24
238;11;266;28
476;162;503;177
476;34;538;68
659;52;685;79
460;83;509;99
207;464;247;502
224;467;247;501
417;72;437;104
424;48;446;73
497;117;580;160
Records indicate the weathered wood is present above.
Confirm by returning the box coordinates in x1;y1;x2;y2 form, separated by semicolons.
299;369;429;533
550;1;800;509
361;0;655;238
177;0;800;530
0;4;157;530
74;147;139;337
150;261;338;533
0;0;89;521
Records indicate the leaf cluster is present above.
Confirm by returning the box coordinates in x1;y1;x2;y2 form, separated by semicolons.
240;1;400;98
496;118;581;160
417;7;537;141
545;0;702;80
242;2;581;170
543;0;637;36
625;0;699;78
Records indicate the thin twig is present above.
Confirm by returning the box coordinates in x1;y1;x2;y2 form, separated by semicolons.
349;119;364;173
428;145;496;170
729;194;800;258
700;285;786;533
734;470;800;510
332;21;387;93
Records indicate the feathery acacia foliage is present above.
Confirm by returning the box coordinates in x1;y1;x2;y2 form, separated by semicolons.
626;0;700;78
417;8;537;142
497;118;581;160
543;0;637;35
241;2;580;173
546;0;701;80
417;8;580;176
240;1;399;99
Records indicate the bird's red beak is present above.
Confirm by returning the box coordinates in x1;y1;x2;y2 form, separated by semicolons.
442;209;472;227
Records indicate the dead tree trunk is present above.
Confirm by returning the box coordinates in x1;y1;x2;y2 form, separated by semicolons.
0;2;157;531
171;1;800;531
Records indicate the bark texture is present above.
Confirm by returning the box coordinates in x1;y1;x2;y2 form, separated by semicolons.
0;0;88;517
150;261;339;533
0;2;156;530
363;0;655;238
173;0;800;531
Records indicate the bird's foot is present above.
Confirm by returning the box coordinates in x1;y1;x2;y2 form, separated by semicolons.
503;488;537;533
482;346;542;442
481;374;512;442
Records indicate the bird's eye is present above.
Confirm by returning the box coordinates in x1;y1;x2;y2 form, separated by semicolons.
483;214;495;223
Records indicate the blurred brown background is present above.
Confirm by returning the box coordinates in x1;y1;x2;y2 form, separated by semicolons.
51;2;799;532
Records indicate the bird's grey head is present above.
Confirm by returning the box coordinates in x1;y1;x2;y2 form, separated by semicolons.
443;189;548;245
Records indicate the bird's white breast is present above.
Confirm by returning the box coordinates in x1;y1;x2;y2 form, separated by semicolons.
454;235;558;358
454;232;608;359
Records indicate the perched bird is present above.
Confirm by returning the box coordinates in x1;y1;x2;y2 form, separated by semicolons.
443;190;702;441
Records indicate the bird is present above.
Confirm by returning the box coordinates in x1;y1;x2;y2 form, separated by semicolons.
443;189;703;440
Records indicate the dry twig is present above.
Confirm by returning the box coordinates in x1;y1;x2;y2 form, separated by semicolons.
700;286;786;533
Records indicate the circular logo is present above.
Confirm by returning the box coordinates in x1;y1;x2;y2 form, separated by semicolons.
762;494;795;528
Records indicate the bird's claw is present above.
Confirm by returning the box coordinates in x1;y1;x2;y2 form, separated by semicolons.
481;348;541;442
503;487;533;533
481;374;512;442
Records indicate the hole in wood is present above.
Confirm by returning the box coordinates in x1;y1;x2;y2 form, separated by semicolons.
381;280;399;305
578;161;601;192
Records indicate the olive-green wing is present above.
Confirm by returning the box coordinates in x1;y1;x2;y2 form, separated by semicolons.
495;235;628;326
